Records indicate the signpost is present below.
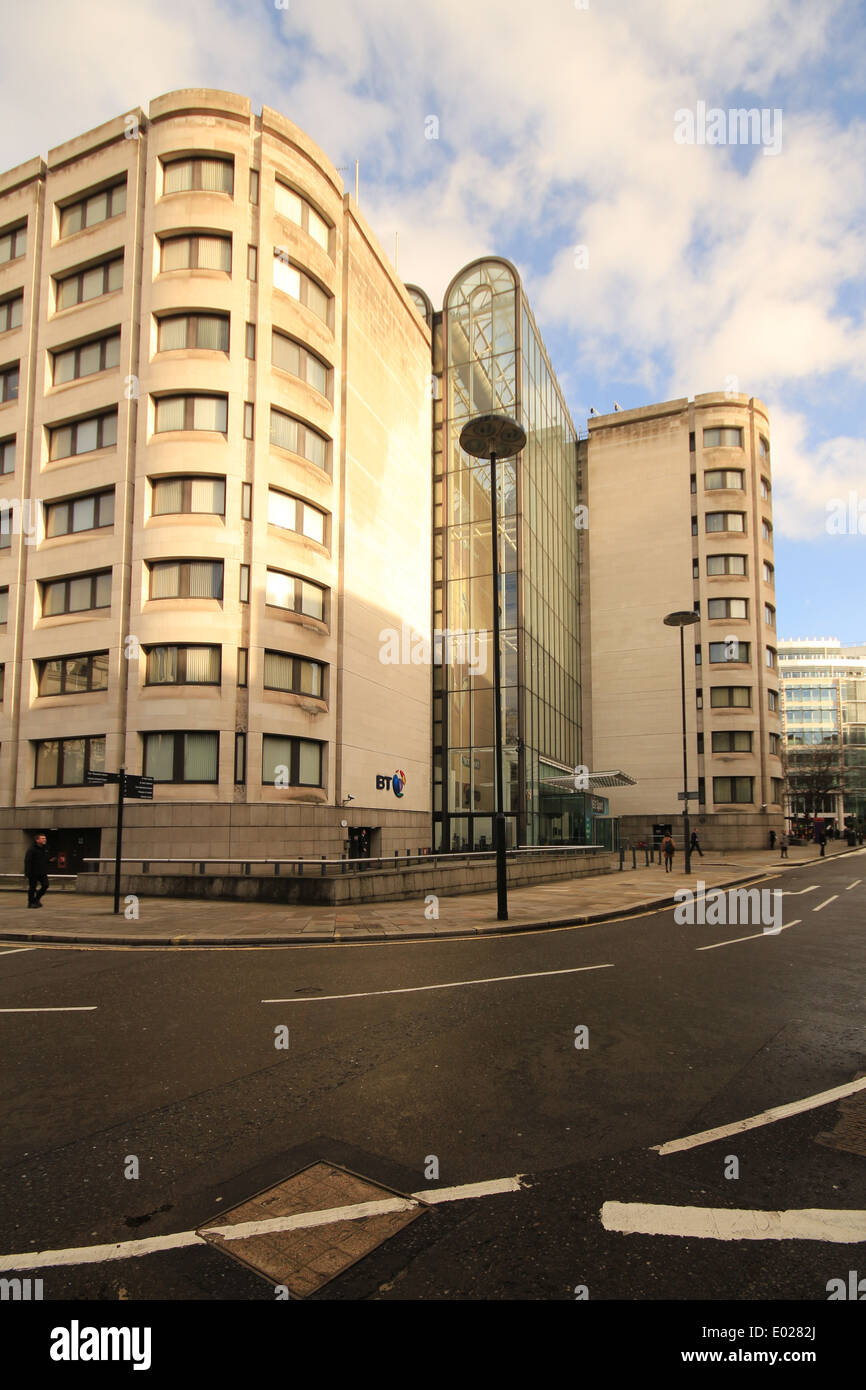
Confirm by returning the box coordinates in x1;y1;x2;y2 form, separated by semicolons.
85;768;154;912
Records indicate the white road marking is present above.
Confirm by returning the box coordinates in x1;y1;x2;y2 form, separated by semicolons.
0;1006;96;1013
696;921;799;951
601;1201;866;1243
653;1075;866;1155
0;1174;526;1272
779;885;818;896
846;880;861;890
262;963;614;1003
813;896;838;912
0;948;37;957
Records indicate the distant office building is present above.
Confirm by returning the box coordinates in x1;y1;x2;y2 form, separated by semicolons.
0;90;431;869
583;394;783;848
779;637;866;828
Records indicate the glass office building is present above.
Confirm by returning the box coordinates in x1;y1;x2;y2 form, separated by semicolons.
409;258;585;851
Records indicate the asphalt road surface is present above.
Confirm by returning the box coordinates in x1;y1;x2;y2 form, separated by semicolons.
1;851;864;1303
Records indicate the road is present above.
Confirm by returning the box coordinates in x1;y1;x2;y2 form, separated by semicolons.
1;851;864;1302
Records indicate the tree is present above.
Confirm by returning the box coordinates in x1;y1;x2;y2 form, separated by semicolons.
783;735;847;822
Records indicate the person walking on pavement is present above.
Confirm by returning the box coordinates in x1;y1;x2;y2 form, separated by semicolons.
690;831;704;858
25;832;50;908
779;831;789;859
819;830;827;858
662;833;676;872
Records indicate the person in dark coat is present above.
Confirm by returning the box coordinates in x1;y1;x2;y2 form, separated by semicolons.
690;831;704;857
25;833;50;907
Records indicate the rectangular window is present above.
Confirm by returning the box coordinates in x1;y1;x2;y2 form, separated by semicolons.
762;519;773;542
247;245;257;281
710;686;751;708
689;431;695;452
262;733;324;787
265;567;326;621
760;476;771;499
143;730;219;783
692;558;699;579
34;734;105;787
239;563;250;603
707;597;748;620
694;646;702;666
709;640;750;663
704;469;744;490
151;476;225;516
771;777;783;803
0;293;23;333
765;646;777;668
157;314;229;352
769;733;780;755
759;436;770;460
263;649;325;697
145;645;220;685
712;730;752;752
274;181;331;252
55;257;122;311
147;560;223;600
45;489;114;537
0;587;8;622
269;408;328;471
234;731;246;784
690;474;696;494
59;181;126;238
0;363;18;403
713;775;754;804
0;223;26;265
241;483;252;520
0;437;14;474
41;570;111;617
245;323;256;359
154;395;227;434
763;561;774;585
52;332;120;385
243;402;254;440
267;489;326;543
706;512;745;533
48;410;118;461
272;253;331;325
271;330;330;395
162;157;233;195
237;647;248;687
706;554;747;576
696;687;702;709
37;651;109;696
160;234;231;273
764;603;776;627
703;426;743;448
696;732;704;754
249;169;259;205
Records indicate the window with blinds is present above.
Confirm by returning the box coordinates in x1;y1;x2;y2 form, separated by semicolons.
267;489;326;544
154;395;228;433
147;560;223;600
53;333;120;385
265;568;325;621
160;234;231;272
271;330;329;395
262;734;324;787
162;157;234;195
55;257;122;310
145;645;220;685
157;314;229;352
269;408;328;471
151;476;226;515
263;649;324;698
144;730;219;782
274;181;331;252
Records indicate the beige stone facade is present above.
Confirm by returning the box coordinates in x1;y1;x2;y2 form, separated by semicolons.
0;90;431;870
583;394;783;849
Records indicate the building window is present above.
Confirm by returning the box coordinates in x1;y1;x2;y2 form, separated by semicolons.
768;688;779;712
707;597;748;620
154;395;227;434
272;253;331;325
34;734;105;787
243;402;254;440
52;332;120;385
696;732;704;754
237;647;248;687
706;554;747;576
0;223;26;265
764;603;776;627
41;569;111;616
759;436;770;460
712;730;752;752
696;686;703;709
263;649;325;698
709;640;751;663
59;181;126;238
706;512;745;533
247;245;257;281
762;518;773;543
245;323;256;359
156;314;229;352
0;437;14;474
160;234;231;273
262;733;324;787
143;730;219;783
56;257;122;311
703;427;743;448
147;560;223;600
269;408;328;471
49;409;118;461
769;733;780;755
692;558;699;579
45;489;115;537
694;646;702;665
763;561;774;585
689;431;695;452
0;663;4;700
145;645;221;685
274;181;331;252
162;156;233;196
691;517;698;536
0;293;23;333
710;686;751;708
713;775;754;803
765;646;777;668
151;476;225;516
0;363;18;403
249;169;259;205
271;330;330;396
234;731;246;784
704;469;744;490
0;510;10;550
698;776;706;805
690;474;696;494
239;564;250;603
771;776;783;803
265;567;326;621
0;587;8;622
267;489;326;544
760;476;771;500
37;651;109;696
241;483;252;520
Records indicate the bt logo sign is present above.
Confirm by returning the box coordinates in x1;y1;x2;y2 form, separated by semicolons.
376;769;407;797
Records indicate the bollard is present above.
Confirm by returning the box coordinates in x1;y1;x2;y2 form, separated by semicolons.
632;847;636;869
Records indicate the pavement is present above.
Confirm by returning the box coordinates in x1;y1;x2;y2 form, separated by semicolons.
0;840;858;946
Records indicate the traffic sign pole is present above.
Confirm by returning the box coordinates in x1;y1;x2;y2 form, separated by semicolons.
113;767;125;915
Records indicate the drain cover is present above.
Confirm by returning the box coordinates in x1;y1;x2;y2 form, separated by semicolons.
197;1162;424;1297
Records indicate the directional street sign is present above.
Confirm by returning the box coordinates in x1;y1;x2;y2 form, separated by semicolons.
124;774;154;801
677;791;700;800
85;770;119;785
84;767;155;909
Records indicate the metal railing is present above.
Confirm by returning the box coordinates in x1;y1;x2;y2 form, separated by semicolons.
82;843;608;879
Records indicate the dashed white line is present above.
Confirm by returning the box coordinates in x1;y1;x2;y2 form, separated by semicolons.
846;880;861;890
0;947;37;957
813;896;838;912
696;921;799;951
0;1006;96;1013
779;885;818;896
652;1075;866;1155
601;1201;866;1243
262;963;614;1003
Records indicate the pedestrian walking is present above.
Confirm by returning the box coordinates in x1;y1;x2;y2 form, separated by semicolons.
690;831;704;857
662;833;676;872
819;831;826;858
24;832;50;908
779;832;789;859
769;829;776;850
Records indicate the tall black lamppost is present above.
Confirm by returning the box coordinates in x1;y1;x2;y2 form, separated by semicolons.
459;414;527;921
663;609;701;875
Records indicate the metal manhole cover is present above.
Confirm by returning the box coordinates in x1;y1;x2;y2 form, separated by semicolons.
197;1162;425;1297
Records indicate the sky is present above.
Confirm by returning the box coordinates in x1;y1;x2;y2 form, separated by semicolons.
1;0;864;641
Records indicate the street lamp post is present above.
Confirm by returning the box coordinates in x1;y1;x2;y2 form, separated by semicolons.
663;610;701;875
459;414;527;921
